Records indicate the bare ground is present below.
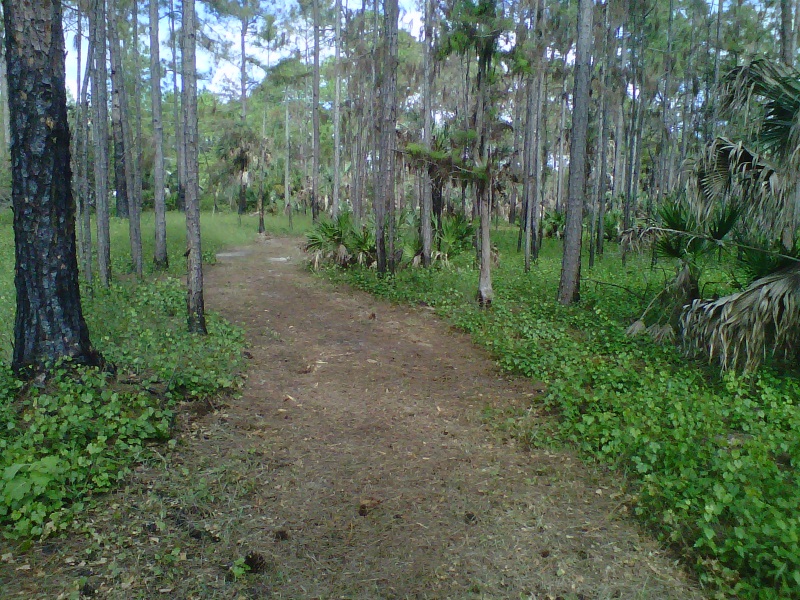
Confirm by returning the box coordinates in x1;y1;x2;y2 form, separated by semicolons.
0;236;703;599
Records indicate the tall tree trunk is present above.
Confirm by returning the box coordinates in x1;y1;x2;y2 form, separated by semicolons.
421;0;434;267
3;0;100;373
151;0;168;269
284;88;292;229
109;0;142;276
108;9;128;221
475;45;493;307
556;56;568;214
781;0;794;66
237;15;248;216
182;0;206;333
383;0;399;273
90;0;111;287
333;0;342;218
131;0;145;273
170;0;185;211
558;0;593;306
77;38;94;284
522;74;535;272
0;11;9;167
72;4;86;276
311;0;321;221
597;17;612;259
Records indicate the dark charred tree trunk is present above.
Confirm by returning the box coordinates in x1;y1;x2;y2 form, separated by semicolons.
558;0;593;305
3;0;100;373
182;0;206;333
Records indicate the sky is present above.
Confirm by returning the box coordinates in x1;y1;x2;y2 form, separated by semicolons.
64;0;423;100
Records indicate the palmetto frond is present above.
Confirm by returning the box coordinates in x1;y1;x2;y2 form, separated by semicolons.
681;265;800;371
721;59;800;160
687;138;792;243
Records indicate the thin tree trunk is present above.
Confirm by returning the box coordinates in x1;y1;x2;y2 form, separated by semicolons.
0;22;8;162
333;0;342;218
558;0;593;306
284;88;292;229
597;19;611;259
109;0;142;276
170;0;185;211
523;74;535;272
383;0;399;272
182;0;206;333
90;0;111;287
78;38;94;284
131;0;145;269
311;0;321;221
781;0;794;66
475;45;493;307
151;0;168;269
421;0;434;266
73;4;85;275
3;0;100;372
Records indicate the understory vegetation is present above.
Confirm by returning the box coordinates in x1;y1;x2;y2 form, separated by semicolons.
322;227;800;599
0;212;304;540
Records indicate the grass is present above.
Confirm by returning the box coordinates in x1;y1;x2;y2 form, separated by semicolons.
0;208;310;540
324;226;800;599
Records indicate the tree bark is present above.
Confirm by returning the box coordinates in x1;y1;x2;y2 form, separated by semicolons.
182;0;206;333
332;0;342;218
3;0;100;373
383;0;399;272
421;0;434;267
170;0;185;211
311;0;321;221
781;0;794;66
76;35;94;285
108;0;142;276
558;0;593;306
151;0;168;269
90;0;111;287
284;88;292;229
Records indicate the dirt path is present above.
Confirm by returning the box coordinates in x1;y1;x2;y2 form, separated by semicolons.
2;236;702;600
197;236;700;599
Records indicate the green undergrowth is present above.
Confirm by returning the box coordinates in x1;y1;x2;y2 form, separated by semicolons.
326;229;800;599
0;210;307;541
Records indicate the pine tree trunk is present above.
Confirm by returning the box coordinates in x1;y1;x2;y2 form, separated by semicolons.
90;0;111;287
3;0;100;373
109;0;142;276
170;0;185;212
108;15;129;220
421;0;434;267
781;0;794;66
0;14;9;168
332;0;342;218
558;0;593;306
131;0;145;273
311;0;321;221
383;0;399;273
284;89;292;229
182;0;206;334
522;74;535;272
151;0;168;269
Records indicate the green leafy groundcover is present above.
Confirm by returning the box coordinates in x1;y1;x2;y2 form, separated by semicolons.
0;277;245;540
329;240;800;599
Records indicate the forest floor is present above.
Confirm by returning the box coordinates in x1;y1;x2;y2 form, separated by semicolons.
1;235;703;600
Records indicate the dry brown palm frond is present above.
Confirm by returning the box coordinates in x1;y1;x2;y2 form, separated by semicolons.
681;265;800;371
620;226;657;255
